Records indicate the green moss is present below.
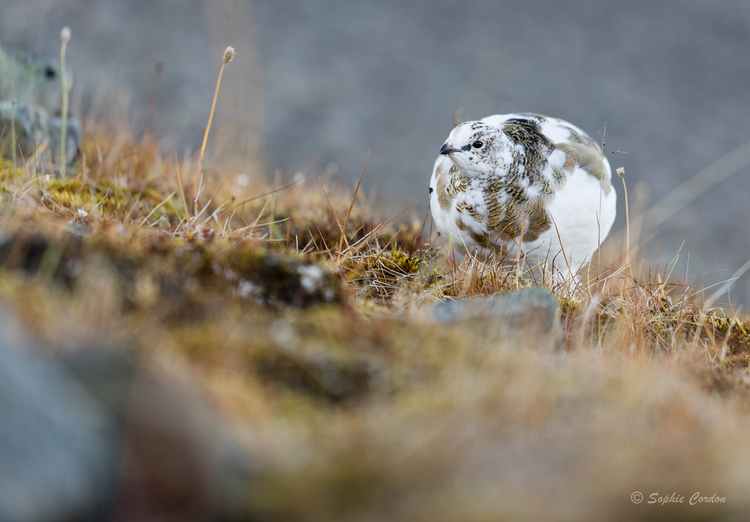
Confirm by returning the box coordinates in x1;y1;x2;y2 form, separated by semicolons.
0;226;343;321
43;178;185;221
0;158;25;184
556;296;579;315
343;247;434;300
704;314;750;355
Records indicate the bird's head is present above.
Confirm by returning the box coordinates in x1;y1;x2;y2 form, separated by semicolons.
439;121;507;176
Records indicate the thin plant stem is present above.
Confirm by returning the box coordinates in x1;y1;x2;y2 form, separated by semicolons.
194;46;235;216
515;208;527;290
60;27;71;178
338;148;368;258
11;100;16;177
618;167;631;266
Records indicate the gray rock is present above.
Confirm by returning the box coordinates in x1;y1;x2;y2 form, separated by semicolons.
0;49;68;116
429;287;562;352
0;100;81;167
0;307;256;521
0;48;81;167
0;100;48;160
0;312;116;522
48;115;82;166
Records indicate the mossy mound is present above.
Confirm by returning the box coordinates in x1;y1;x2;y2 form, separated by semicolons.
0;226;343;320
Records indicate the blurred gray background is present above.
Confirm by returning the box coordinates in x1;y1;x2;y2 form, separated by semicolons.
2;0;750;303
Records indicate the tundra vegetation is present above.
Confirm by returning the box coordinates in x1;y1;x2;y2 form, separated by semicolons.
1;41;749;521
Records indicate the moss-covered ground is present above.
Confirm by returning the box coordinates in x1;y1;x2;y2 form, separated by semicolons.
2;118;750;521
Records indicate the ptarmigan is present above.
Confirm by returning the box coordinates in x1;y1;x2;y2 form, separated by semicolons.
429;113;616;278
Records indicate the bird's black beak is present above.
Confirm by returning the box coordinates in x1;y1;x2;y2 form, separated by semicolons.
439;143;459;155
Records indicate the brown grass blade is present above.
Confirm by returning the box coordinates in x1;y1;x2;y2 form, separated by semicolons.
338;148;369;256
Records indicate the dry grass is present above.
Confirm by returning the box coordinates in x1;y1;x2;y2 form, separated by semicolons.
2;61;750;522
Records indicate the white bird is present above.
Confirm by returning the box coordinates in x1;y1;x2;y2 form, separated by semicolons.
429;113;616;278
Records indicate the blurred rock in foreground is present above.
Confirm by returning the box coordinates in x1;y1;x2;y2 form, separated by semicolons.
0;307;254;522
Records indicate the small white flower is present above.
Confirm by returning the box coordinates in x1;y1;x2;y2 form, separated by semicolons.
61;27;71;43
237;174;250;187
77;208;88;218
223;46;236;64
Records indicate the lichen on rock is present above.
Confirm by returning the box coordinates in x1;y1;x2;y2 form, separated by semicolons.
0;46;81;167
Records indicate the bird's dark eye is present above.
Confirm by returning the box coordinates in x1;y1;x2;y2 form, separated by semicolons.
44;66;56;79
472;141;483;149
